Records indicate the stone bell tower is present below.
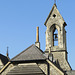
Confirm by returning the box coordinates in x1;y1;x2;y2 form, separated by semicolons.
44;4;71;71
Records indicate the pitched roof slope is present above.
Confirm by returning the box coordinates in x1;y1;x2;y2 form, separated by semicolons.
0;54;9;65
11;44;46;62
6;63;46;75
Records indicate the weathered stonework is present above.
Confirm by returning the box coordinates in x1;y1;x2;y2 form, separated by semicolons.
1;63;14;75
0;60;4;70
45;4;66;51
52;52;71;71
44;4;71;71
0;3;74;75
38;63;47;75
50;65;62;75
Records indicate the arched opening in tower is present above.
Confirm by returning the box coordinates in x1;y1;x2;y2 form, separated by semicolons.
53;28;58;46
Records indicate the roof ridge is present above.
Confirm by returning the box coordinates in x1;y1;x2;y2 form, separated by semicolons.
34;45;46;58
0;54;7;57
11;44;46;62
34;45;44;53
11;44;34;61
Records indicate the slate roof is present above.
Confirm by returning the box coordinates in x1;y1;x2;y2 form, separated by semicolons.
6;63;46;75
11;44;46;62
0;54;9;65
66;70;75;75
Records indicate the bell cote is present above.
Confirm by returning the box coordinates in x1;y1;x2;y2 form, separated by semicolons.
44;4;67;53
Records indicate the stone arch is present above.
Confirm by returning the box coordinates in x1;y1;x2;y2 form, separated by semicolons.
49;24;61;46
50;24;61;32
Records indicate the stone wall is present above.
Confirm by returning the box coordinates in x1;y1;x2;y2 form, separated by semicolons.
50;65;63;75
38;63;47;75
0;60;4;70
52;51;71;71
1;64;14;75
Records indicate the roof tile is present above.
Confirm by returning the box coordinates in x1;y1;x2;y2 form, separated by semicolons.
11;44;46;61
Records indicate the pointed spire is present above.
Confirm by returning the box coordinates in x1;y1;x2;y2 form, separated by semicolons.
54;0;57;7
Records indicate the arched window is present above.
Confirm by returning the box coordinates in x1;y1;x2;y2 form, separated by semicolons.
53;28;58;46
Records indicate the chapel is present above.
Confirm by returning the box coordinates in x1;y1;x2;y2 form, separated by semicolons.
0;2;75;75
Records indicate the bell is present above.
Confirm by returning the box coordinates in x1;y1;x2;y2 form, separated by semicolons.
55;34;58;39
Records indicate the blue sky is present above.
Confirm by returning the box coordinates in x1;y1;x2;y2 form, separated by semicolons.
0;0;75;69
